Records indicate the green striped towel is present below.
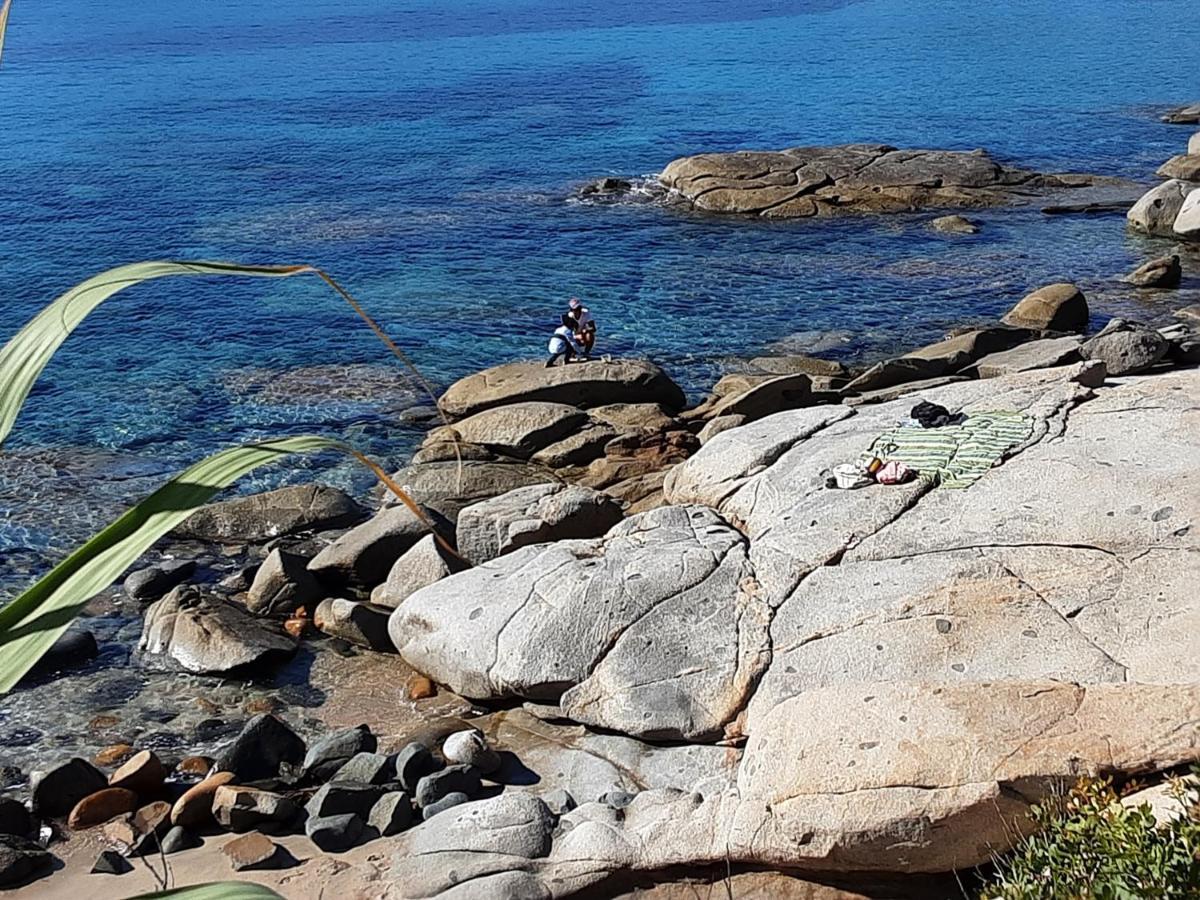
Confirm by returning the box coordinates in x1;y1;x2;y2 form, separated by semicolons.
860;411;1033;489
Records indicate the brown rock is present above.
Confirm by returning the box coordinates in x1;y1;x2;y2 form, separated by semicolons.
283;617;308;639
193;698;220;715
132;801;172;838
109;750;165;797
212;785;298;833
67;787;138;830
88;715;121;732
1001;283;1089;332
176;756;213;777
93;744;135;767
1124;255;1182;289
243;696;280;715
222;831;291;871
408;675;437;700
171;771;236;827
1156;154;1200;181
102;815;138;847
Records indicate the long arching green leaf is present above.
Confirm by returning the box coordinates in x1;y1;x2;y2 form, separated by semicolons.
130;883;285;900
0;0;11;68
0;260;445;450
0;436;376;691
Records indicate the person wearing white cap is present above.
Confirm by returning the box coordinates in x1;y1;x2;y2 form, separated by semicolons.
567;297;596;359
546;313;585;367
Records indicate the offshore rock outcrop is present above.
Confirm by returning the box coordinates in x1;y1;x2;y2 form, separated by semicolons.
655;144;1113;217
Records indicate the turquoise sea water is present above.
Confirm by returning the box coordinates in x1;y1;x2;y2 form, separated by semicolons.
0;0;1198;580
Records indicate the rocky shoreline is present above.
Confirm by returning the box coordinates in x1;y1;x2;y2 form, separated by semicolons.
2;116;1199;896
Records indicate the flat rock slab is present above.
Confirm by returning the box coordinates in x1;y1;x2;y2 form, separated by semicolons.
425;401;589;459
967;335;1083;378
392;505;769;742
438;359;687;419
174;483;363;543
658;144;1110;218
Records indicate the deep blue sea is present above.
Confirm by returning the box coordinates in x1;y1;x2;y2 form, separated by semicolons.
1;0;1198;585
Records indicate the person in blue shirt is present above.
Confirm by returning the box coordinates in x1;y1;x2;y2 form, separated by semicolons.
546;313;584;367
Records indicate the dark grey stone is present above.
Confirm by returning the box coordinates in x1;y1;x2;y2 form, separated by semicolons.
421;791;470;820
306;782;387;819
332;752;393;786
367;791;413;836
160;825;201;855
0;834;52;886
305;813;371;853
23;628;99;681
0;798;31;837
214;714;306;782
31;757;107;818
124;560;196;602
90;848;133;876
393;742;440;791
414;765;482;809
302;725;377;782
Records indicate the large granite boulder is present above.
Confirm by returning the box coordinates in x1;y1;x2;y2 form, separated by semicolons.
386;682;1200;895
1127;179;1197;236
438;360;687;419
174;483;363;543
391;505;769;742
139;586;297;673
308;503;451;588
385;461;558;522
1081;319;1169;375
1175;188;1200;239
371;534;461;609
456;483;625;564
424;402;589;459
1000;283;1088;332
658;144;1106;218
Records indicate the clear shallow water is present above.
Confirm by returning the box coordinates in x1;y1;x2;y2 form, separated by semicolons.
0;0;1197;580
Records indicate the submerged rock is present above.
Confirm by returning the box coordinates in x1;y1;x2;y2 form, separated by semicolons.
1124;254;1182;288
139;586;297;674
438;359;687;419
929;214;979;233
174;483;363;543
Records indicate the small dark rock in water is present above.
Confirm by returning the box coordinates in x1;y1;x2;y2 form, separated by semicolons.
84;675;143;710
414;765;482;809
90;848;133;875
367;792;413;836
306;782;386;820
599;790;636;809
302;725;377;782
0;834;52;886
306;813;371;853
0;769;23;791
31;757;108;818
192;718;243;743
421;791;470;820
0;729;42;749
393;742;440;792
1123;254;1182;289
160;825;201;855
0;798;31;838
542;788;576;816
23;628;98;681
222;831;294;871
214;714;306;782
332;752;393;786
123;560;196;602
579;176;633;197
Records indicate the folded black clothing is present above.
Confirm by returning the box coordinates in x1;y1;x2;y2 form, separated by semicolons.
911;400;959;428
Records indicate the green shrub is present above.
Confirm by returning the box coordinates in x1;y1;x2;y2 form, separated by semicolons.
983;773;1200;899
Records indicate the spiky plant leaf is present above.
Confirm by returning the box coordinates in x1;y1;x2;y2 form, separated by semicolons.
130;882;285;899
0;0;11;67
